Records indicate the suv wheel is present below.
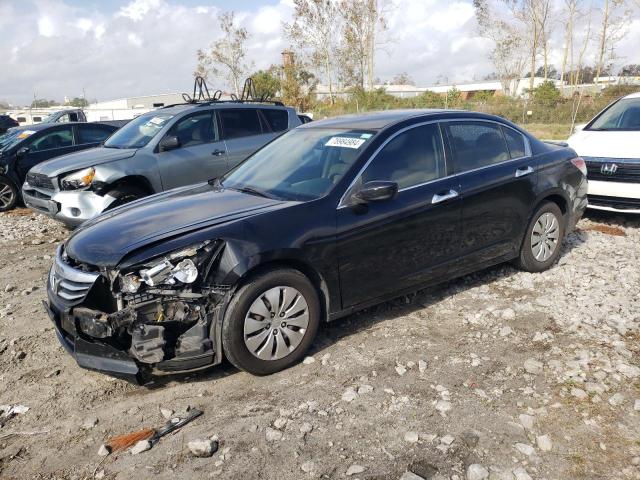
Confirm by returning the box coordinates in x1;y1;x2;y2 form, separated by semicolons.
0;176;18;212
106;185;146;210
222;268;320;375
515;201;565;272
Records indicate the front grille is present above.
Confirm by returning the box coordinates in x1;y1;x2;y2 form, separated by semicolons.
25;188;52;200
588;195;640;210
26;172;55;190
585;158;640;183
51;246;99;303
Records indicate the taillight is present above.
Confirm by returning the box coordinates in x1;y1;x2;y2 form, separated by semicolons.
571;157;587;176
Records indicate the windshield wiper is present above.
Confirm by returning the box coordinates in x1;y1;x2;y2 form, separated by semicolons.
208;177;222;187
231;185;272;199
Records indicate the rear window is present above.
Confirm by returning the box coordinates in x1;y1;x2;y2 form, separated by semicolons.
502;126;526;158
449;121;510;172
261;109;289;132
220;109;263;139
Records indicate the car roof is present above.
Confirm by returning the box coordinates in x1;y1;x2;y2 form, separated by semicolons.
299;109;469;130
8;122;115;133
623;92;640;99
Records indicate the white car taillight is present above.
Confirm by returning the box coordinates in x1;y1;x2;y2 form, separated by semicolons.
571;157;587;176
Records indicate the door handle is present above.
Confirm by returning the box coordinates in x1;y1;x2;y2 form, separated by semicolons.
432;189;459;204
515;166;534;177
211;149;226;156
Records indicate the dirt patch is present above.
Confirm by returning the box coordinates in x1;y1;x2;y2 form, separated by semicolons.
0;211;638;479
580;224;627;236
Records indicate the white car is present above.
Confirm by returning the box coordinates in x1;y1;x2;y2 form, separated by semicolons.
567;92;640;214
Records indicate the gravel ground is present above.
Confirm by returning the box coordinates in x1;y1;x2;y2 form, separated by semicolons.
0;208;639;480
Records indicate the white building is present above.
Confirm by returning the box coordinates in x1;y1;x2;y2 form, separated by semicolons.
315;77;564;101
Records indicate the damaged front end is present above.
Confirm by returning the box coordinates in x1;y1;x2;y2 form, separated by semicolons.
45;241;229;382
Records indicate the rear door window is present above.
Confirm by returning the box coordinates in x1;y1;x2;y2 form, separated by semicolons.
220;109;263;139
28;127;74;152
502;126;527;159
447;121;510;173
261;109;289;132
78;125;113;144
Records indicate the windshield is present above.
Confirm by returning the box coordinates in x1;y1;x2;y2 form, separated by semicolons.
0;129;33;153
221;127;375;201
588;98;640;131
104;113;174;149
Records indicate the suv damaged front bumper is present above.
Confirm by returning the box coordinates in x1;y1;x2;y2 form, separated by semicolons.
45;243;228;383
22;184;117;227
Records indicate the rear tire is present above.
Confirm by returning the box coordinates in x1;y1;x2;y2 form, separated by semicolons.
0;176;18;212
222;268;320;375
105;185;147;210
515;202;565;272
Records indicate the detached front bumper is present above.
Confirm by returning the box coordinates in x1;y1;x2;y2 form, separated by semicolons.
45;288;142;382
22;184;116;227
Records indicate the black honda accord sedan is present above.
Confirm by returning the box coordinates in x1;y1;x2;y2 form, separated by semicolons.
45;109;587;381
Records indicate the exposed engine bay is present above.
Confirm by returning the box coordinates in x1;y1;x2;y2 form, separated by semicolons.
55;240;230;374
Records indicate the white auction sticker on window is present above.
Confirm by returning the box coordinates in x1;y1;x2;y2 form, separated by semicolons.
325;137;366;149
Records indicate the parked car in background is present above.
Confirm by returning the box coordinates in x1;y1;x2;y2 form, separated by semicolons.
0;122;118;212
23;102;302;227
0;115;19;134
44;110;587;381
568;92;640;213
40;109;87;124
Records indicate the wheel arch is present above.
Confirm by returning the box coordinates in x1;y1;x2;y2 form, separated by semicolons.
99;175;155;196
231;257;331;324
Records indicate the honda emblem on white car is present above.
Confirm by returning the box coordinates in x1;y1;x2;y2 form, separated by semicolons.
601;163;618;175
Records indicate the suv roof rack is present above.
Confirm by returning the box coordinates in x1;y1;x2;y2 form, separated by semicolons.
162;77;284;109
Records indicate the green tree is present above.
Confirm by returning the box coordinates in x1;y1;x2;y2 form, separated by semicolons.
66;97;89;107
251;67;281;100
445;87;462;108
30;99;59;108
531;80;561;106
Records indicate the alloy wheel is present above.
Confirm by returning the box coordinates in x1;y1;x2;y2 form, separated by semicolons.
0;181;15;210
530;212;560;262
243;286;310;361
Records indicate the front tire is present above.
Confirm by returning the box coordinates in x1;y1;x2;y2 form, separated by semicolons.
222;268;320;375
0;176;18;212
515;202;565;272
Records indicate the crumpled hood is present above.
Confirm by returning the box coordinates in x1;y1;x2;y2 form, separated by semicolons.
28;147;137;177
66;183;289;267
568;130;640;158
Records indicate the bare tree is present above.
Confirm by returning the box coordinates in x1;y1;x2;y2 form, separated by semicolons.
474;0;528;96
572;5;593;89
284;0;341;103
338;0;390;90
196;12;252;97
594;0;631;83
559;0;580;85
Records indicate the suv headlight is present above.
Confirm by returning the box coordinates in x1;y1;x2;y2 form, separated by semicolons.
61;167;95;190
119;243;210;293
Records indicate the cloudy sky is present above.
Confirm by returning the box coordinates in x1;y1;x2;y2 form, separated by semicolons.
0;0;639;106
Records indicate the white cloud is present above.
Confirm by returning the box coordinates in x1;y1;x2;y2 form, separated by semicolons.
37;16;55;36
0;0;639;106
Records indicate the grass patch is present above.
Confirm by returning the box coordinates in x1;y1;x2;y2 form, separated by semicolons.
517;123;573;140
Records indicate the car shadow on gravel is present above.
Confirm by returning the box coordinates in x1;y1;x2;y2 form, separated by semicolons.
145;228;589;389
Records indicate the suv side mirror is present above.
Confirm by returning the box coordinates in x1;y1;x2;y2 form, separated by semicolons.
353;181;398;203
159;135;180;152
16;147;29;158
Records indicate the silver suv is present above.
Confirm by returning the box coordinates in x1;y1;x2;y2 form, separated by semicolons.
22;102;301;227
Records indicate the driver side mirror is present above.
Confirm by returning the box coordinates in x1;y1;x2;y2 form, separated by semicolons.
16;147;29;158
353;181;398;204
159;135;180;152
